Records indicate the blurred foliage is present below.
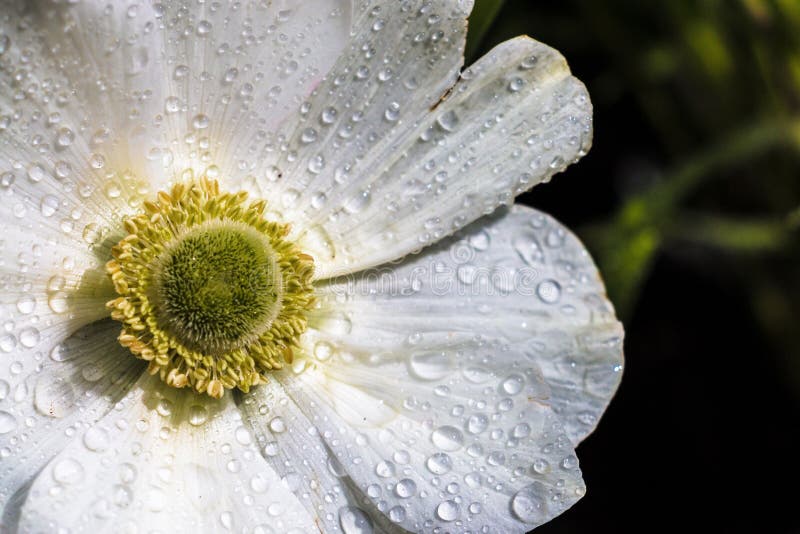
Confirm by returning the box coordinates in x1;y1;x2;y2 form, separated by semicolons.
467;0;800;381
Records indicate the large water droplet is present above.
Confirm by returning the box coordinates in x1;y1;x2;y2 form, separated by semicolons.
196;20;212;36
431;426;464;451
501;374;525;395
35;373;76;417
511;482;549;523
536;279;561;304
19;327;40;348
0;411;17;434
83;427;110;451
339;506;373;534
426;452;453;475
408;350;452;381
52;458;84;485
436;500;459;522
395;478;417;499
466;413;489;434
189;405;208;426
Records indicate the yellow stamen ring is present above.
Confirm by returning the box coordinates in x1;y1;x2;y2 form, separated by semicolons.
106;178;315;398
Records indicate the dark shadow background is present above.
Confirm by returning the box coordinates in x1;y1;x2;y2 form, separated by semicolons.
466;1;800;533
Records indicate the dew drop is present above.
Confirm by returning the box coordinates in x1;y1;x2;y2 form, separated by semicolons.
52;458;84;485
27;164;48;183
83;427;110;452
431;425;464;451
375;460;395;478
511;482;548;523
165;96;181;114
466;413;489;434
19;327;40;348
313;341;334;361
250;472;270;493
339;506;373;534
196;20;212;36
509;77;525;92
56;127;75;148
437;110;459;132
0;411;17;434
536;279;561;304
192;114;210;129
189;405;208;426
426;452;453;475
34;378;75;418
269;416;286;433
501;374;525;395
48;292;69;314
384;102;401;122
408;350;452;381
156;398;173;416
0;334;16;353
394;478;417;498
16;296;36;314
83;223;102;245
174;65;190;80
388;506;406;523
40;195;59;217
521;55;539;69
436;500;459;522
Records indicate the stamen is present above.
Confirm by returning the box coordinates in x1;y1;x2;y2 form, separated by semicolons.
106;178;315;397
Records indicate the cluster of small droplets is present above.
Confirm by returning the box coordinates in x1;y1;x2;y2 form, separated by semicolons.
106;178;315;398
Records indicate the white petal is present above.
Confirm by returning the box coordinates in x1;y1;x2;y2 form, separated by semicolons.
150;0;353;184
2;0;351;206
242;0;473;273
278;341;586;533
1;1;172;209
309;205;623;443
1;1;160;354
17;375;317;533
255;30;591;278
239;380;405;534
0;320;143;524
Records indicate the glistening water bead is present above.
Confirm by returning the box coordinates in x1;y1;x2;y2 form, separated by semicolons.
106;179;315;398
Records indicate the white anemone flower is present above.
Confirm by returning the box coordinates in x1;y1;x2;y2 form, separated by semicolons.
0;1;623;532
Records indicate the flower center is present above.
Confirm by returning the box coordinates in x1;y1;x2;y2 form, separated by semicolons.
151;221;282;355
106;178;315;398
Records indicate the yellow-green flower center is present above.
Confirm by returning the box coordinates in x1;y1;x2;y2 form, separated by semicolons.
152;221;282;355
106;178;314;398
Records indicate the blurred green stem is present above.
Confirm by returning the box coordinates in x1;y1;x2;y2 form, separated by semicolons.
587;116;800;319
665;213;791;252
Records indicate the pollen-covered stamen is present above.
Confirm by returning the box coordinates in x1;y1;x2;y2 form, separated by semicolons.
106;178;315;398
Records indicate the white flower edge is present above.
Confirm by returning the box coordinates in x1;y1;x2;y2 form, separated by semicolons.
18;374;319;533
309;204;623;444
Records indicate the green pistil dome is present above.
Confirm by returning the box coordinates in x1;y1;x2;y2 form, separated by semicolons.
152;222;282;355
106;179;315;398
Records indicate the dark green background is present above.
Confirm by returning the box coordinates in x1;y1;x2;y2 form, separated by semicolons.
467;1;800;532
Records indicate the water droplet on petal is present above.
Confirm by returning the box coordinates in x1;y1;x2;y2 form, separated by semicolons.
0;411;17;434
52;458;84;485
536;280;561;304
408;351;452;381
426;452;453;475
189;405;208;426
436;500;459;522
339;506;373;534
431;426;464;451
83;427;110;451
511;482;549;523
